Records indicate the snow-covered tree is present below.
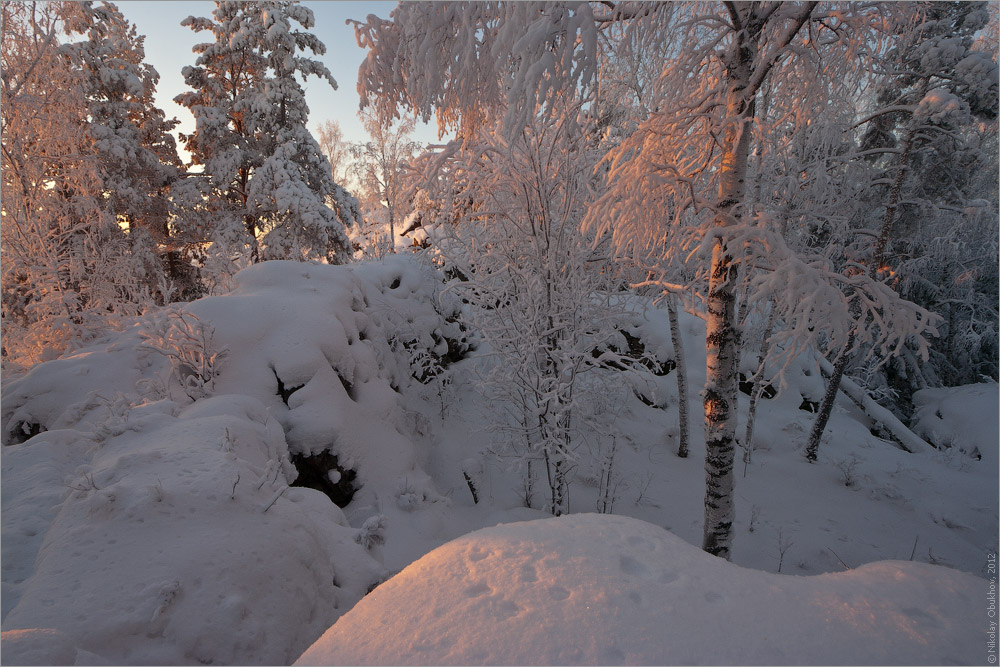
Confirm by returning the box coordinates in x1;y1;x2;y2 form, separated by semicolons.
62;1;188;303
1;1;158;372
868;2;998;393
316;119;352;185
349;108;422;252
415;110;630;516
176;0;354;265
805;1;999;456
353;1;938;560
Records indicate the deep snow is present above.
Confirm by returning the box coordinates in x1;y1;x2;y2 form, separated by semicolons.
1;256;996;665
296;513;986;666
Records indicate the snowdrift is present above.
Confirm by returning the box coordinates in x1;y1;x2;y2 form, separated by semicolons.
912;382;999;467
2;395;383;665
1;254;995;665
296;513;984;666
1;257;471;665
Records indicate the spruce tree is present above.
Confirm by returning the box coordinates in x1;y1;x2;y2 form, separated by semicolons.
176;0;355;265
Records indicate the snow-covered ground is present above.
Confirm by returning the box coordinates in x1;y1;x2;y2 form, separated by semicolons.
2;256;996;665
296;513;985;666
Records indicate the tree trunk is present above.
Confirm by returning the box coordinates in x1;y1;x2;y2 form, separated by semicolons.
666;293;690;458
818;356;934;454
804;331;853;462
806;116;917;461
702;242;740;559
545;449;569;517
743;299;775;475
701;58;754;560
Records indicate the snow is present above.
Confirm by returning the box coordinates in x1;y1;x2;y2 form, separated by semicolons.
915;87;970;125
296;513;985;666
1;256;470;664
2;393;383;665
2;257;996;665
911;382;999;467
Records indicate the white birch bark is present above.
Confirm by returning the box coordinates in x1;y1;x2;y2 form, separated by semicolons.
702;1;816;560
666;294;690;458
701;43;753;560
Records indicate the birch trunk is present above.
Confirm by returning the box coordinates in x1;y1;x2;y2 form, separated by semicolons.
703;236;741;559
666;293;690;458
818;357;934;454
804;331;853;462
743;300;775;475
701;36;755;560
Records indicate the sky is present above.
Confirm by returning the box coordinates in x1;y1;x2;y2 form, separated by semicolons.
119;1;443;161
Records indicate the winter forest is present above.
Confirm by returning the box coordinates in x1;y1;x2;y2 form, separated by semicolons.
1;0;998;664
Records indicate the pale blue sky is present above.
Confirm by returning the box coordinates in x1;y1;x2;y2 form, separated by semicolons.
119;1;442;160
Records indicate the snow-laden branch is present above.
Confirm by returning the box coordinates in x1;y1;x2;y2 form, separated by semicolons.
851;104;918;128
743;2;818;101
819;357;935;454
705;225;941;387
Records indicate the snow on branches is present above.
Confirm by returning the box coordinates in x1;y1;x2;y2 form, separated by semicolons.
353;2;602;137
176;1;352;264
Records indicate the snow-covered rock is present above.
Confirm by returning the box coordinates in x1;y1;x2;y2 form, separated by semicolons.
296;513;985;666
1;394;384;665
2;256;995;665
0;256;473;665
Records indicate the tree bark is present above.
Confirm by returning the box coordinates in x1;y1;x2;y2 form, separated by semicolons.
701;38;755;560
743;300;775;475
804;331;853;462
666;293;690;458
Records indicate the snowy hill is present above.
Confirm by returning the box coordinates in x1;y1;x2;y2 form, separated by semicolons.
1;256;996;665
1;257;471;664
295;513;985;666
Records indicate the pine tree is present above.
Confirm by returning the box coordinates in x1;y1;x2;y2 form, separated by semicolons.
176;0;353;265
62;1;188;302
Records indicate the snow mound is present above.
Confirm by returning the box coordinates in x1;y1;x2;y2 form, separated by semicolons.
296;514;984;666
911;382;999;467
1;256;474;664
2;395;384;665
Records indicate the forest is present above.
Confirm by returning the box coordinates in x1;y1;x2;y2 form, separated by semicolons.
1;1;998;665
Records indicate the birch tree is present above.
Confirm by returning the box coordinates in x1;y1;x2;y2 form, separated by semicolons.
316;119;352;184
354;1;937;560
349;108;421;250
413;107;630;516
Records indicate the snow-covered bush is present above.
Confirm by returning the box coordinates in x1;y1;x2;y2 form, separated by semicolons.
355;514;387;550
138;308;229;400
